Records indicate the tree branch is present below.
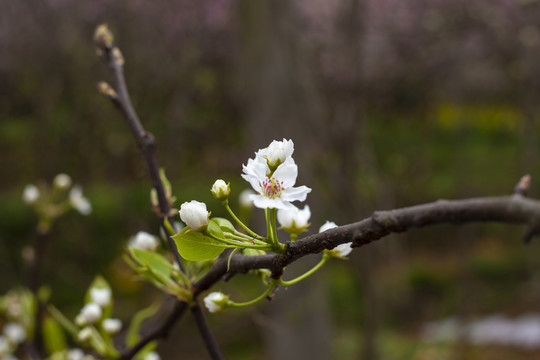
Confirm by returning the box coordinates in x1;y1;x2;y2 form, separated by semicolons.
190;304;225;360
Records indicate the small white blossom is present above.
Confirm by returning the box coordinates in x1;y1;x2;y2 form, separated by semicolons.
53;173;72;189
238;189;255;208
79;303;102;324
242;156;311;210
129;231;159;251
22;185;40;204
277;205;311;233
69;186;92;215
67;348;85;360
179;201;209;231
102;318;122;334
211;179;230;202
90;288;112;308
77;327;93;342
255;138;294;169
319;221;338;233
144;352;161;360
203;292;229;313
3;323;26;344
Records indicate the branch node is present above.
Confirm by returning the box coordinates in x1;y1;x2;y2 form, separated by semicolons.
97;81;117;100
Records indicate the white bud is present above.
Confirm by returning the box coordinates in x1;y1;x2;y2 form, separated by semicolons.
238;189;255;208
211;179;230;202
256;138;294;168
79;303;102;324
179;201;209;231
69;186;92;215
129;231;159;251
77;327;93;342
203;292;229;313
330;243;353;258
22;185;40;204
144;352;161;360
53;173;72;189
67;348;85;360
90;288;111;308
3;323;26;344
319;221;338;233
277;205;310;233
102;318;122;334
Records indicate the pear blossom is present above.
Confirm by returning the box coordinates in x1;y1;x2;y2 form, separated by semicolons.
211;179;230;202
53;173;72;189
22;185;40;204
78;303;102;324
3;323;26;344
320;221;353;258
102;318;122;334
203;292;229;313
144;352;161;360
179;201;209;231
77;327;93;342
277;205;311;233
129;231;159;251
319;221;338;233
67;348;85;360
255;138;294;170
238;189;255;208
69;186;92;215
242;156;311;210
90;287;111;308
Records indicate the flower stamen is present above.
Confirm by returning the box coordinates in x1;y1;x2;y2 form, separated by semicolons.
262;177;284;199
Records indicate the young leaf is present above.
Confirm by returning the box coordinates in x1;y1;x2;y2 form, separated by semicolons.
129;248;173;280
172;228;227;261
126;303;160;347
213;217;236;233
43;315;67;354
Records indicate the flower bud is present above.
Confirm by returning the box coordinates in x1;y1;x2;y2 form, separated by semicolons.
319;221;338;233
203;292;229;313
144;352;161;360
77;327;93;342
67;348;85;360
211;179;230;202
179;201;209;231
93;24;114;50
129;231;159;251
78;303;102;324
97;82;117;100
90;288;111;308
326;243;353;258
3;323;26;344
22;185;40;204
102;318;122;334
277;205;311;234
53;173;72;189
69;186;92;215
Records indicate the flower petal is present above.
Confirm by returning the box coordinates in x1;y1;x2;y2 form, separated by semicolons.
281;185;312;203
273;160;298;188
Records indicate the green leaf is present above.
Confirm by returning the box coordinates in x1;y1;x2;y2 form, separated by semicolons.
126;303;160;347
43;316;67;354
213;217;236;233
172;226;227;261
207;219;225;239
129;248;174;280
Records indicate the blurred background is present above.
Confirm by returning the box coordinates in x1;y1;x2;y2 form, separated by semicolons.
2;0;540;358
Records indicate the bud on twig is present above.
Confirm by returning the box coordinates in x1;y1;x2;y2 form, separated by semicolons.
514;174;531;196
97;82;117;100
111;47;125;66
93;24;114;50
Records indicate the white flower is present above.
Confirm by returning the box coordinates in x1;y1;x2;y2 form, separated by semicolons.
129;231;159;251
78;303;102;324
3;323;26;344
77;327;93;342
90;288;111;308
102;318;122;334
53;173;72;189
69;186;92;215
22;185;40;204
255;138;294;169
238;189;255;208
179;201;209;231
319;221;338;233
203;292;229;313
277;205;311;233
144;352;161;360
242;157;311;210
211;179;230;202
67;348;85;360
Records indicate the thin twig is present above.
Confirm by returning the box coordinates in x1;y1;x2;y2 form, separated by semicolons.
190;304;225;360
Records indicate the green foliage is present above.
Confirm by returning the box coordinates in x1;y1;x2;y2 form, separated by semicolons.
43;316;68;354
172;220;228;261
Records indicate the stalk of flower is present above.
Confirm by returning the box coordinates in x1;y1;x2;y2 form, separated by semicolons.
203;280;278;313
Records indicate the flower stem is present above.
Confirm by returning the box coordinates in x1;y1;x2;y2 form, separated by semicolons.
228;280;277;308
206;233;270;250
224;202;263;240
279;256;328;286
